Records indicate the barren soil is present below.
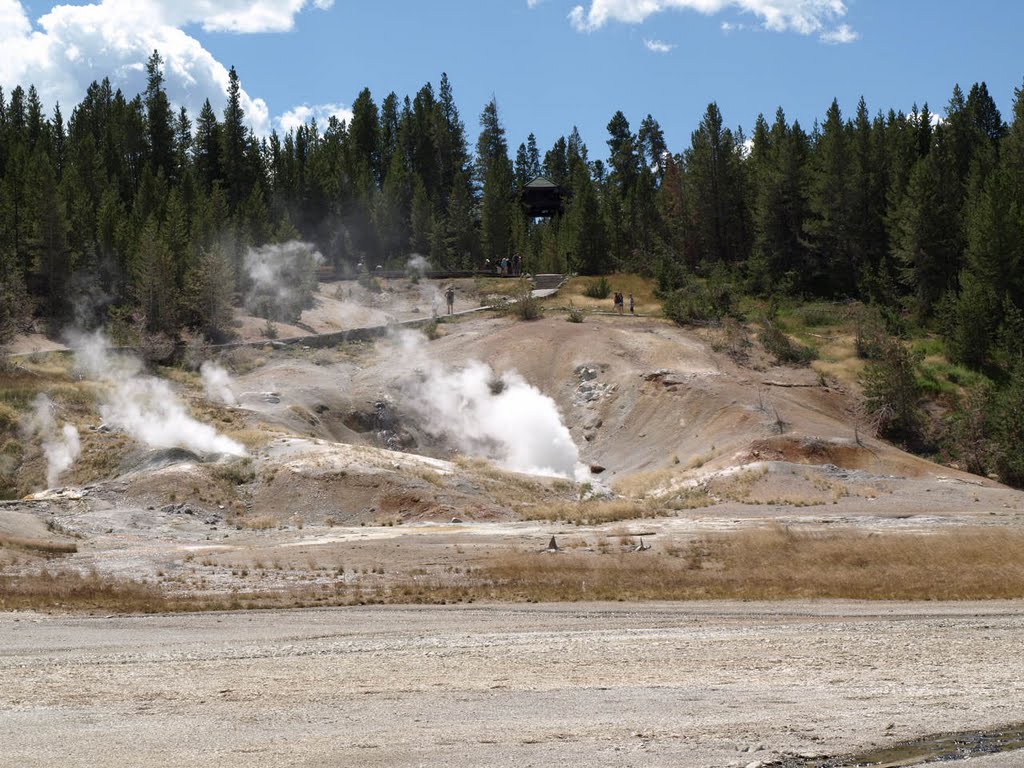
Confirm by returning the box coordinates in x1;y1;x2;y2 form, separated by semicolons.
2;601;1024;767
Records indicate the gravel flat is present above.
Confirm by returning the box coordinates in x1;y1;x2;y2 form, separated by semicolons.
2;601;1024;767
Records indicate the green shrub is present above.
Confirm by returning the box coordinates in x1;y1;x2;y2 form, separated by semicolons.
759;321;817;366
498;281;541;321
795;303;844;327
214;458;256;486
663;281;733;326
656;257;688;295
860;338;924;442
358;272;383;294
855;305;888;360
566;302;584;323
990;363;1024;487
583;276;611;299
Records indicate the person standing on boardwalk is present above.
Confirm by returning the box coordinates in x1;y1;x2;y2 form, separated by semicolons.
613;291;624;315
629;294;635;314
445;286;455;315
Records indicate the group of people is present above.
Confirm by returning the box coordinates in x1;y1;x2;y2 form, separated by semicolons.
612;291;635;315
498;254;522;277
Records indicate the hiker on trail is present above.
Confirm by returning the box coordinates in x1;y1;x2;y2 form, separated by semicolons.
629;294;635;314
445;286;455;315
513;253;522;276
613;291;624;315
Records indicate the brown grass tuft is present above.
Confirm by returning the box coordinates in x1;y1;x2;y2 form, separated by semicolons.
522;498;662;524
0;569;169;612
450;526;1024;602
9;527;1024;613
0;532;78;556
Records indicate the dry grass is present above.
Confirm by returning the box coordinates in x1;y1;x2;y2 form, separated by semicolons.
453;455;569;507
551;274;661;313
0;532;78;556
0;569;170;612
435;526;1024;602
6;526;1024;612
522;498;658;525
612;467;681;497
612;471;717;510
0;365;111;496
473;277;526;301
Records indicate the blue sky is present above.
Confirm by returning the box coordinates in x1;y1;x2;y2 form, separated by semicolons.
2;1;1023;159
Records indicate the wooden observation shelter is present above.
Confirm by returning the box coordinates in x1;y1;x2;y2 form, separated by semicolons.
521;176;565;218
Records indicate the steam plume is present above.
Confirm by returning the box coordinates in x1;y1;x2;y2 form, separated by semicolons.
70;331;246;457
200;361;237;406
244;241;324;322
391;331;587;480
24;394;82;488
406;254;430;275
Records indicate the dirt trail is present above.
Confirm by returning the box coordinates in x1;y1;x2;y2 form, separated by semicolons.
2;601;1024;767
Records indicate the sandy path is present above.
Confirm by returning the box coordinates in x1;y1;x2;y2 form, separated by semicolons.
2;601;1023;767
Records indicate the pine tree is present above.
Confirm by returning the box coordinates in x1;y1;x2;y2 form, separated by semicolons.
891;143;960;316
684;102;748;265
174;106;193;181
186;242;235;340
145;50;176;182
562;153;607;274
29;148;70;322
804;99;855;295
133;217;177;336
194;99;222;191
220;67;249;209
348;87;380;192
476;98;513;263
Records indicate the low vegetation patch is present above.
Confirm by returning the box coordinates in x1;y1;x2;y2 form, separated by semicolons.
521;498;657;525
0;532;78;556
759;320;818;366
7;526;1023;612
421;526;1024;602
582;276;611;299
0;569;170;612
556;274;660;313
495;280;541;321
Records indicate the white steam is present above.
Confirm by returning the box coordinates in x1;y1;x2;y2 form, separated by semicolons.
406;254;430;275
391;332;587;480
244;241;324;322
70;332;246;457
24;394;82;488
200;361;237;406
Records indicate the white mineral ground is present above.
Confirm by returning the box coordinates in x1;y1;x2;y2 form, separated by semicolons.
2;602;1024;767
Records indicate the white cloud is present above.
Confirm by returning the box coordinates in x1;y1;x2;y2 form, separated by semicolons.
527;0;544;7
569;0;853;39
0;1;334;136
277;102;354;134
819;22;857;44
720;20;750;32
643;38;675;53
